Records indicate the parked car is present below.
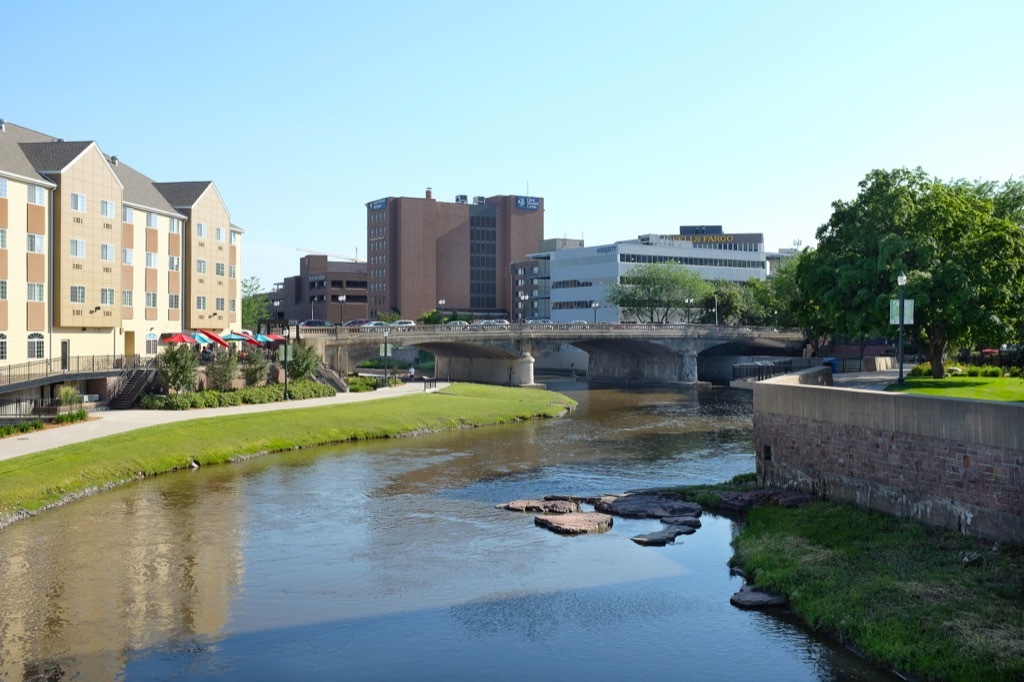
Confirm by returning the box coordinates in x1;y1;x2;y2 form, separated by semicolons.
361;320;391;329
343;319;371;327
445;320;470;328
299;319;336;328
470;319;511;330
391;319;417;328
526;319;553;328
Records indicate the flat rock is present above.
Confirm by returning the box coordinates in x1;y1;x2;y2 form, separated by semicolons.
631;527;694;546
535;512;612;535
661;516;702;528
729;585;787;609
594;492;704;519
498;499;580;514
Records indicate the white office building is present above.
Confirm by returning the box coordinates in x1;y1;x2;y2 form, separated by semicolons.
543;227;767;323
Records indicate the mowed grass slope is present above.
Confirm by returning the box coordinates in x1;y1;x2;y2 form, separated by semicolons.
889;374;1024;402
0;384;575;516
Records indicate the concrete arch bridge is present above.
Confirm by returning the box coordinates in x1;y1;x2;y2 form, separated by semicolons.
298;323;805;387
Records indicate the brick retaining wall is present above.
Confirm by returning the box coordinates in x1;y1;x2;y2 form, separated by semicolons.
754;369;1024;542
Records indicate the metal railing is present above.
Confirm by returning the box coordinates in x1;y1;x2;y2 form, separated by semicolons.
295;322;805;339
0;397;81;419
732;360;793;382
0;354;134;389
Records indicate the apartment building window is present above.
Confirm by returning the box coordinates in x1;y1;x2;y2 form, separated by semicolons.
123;206;134;223
230;232;239;245
146;212;158;228
196;259;207;274
101;288;114;305
27;234;45;254
101;200;115;218
0;228;6;248
169;218;181;234
27;283;44;301
196;223;207;238
122;290;133;306
70;285;86;303
215;262;225;276
71;193;87;212
28;333;45;360
27;185;45;205
145;292;157;308
216;226;224;242
0;334;6;361
146;252;157;268
0;178;6;198
122;247;133;265
229;299;236;312
69;239;86;258
196;295;207;311
169;255;180;271
100;243;115;262
229;265;237;279
215;297;225;311
0;280;6;300
146;334;158;354
168;293;180;310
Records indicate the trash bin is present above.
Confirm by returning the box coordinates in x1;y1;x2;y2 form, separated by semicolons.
822;357;839;373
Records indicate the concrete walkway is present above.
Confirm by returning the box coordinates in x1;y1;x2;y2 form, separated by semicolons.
831;368;902;391
0;381;448;463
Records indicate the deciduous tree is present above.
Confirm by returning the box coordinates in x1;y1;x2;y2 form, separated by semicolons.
241;276;270;331
607;262;711;323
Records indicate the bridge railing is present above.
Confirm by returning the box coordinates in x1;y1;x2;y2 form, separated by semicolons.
0;354;131;389
305;322;804;338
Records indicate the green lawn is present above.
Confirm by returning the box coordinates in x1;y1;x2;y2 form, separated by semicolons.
887;374;1024;402
0;384;575;517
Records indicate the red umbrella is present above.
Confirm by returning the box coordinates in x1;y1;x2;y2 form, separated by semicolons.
198;329;230;348
265;333;286;342
162;333;198;344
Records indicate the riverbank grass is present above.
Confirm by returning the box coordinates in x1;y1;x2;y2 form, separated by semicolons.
732;501;1024;681
0;384;575;517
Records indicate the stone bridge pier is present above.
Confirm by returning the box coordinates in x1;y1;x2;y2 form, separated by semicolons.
583;343;699;386
435;353;536;386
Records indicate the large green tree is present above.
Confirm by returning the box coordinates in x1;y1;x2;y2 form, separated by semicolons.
607;262;711;323
241;276;270;331
799;168;1024;377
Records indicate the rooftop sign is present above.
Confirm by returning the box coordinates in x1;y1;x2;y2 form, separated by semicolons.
515;196;540;211
368;198;387;211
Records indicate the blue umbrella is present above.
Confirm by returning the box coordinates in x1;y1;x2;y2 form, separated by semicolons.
192;331;213;345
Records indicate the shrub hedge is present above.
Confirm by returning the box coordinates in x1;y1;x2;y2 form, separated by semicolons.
139;380;335;410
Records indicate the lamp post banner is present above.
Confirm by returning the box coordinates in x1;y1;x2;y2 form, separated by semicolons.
889;299;914;325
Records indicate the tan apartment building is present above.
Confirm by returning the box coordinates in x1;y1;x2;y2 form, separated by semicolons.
366;189;544;319
0;119;242;400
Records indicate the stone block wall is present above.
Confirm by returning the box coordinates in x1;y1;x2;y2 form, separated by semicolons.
754;376;1024;542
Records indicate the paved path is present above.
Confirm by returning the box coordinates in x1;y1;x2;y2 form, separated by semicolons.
1;381;448;463
831;368;902;391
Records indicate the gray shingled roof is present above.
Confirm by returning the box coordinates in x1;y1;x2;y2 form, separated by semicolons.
19;140;94;174
153;181;212;209
0;122;55;184
107;156;185;218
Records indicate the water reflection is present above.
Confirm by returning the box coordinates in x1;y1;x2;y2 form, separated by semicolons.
0;385;897;681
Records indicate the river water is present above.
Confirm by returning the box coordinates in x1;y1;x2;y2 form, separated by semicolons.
0;380;897;681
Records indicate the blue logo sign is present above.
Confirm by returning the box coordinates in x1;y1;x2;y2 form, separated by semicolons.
368;198;387;211
515;196;540;211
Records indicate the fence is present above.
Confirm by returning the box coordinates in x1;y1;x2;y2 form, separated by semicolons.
0;355;130;389
0;397;81;419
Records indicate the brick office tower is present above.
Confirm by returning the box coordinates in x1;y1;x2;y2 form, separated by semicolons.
365;189;544;320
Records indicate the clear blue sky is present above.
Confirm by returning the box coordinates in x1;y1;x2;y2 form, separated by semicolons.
4;1;1022;290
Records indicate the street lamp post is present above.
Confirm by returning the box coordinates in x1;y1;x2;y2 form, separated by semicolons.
383;327;390;388
282;325;290;400
438;298;445;324
339;294;346;325
714;295;719;326
519;293;529;322
591;301;599;324
897;272;907;384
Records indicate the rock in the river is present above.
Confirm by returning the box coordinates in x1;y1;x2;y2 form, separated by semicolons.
729;585;788;609
631;526;695;546
498;499;580;514
534;512;612;535
594;492;703;519
661;515;702;528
